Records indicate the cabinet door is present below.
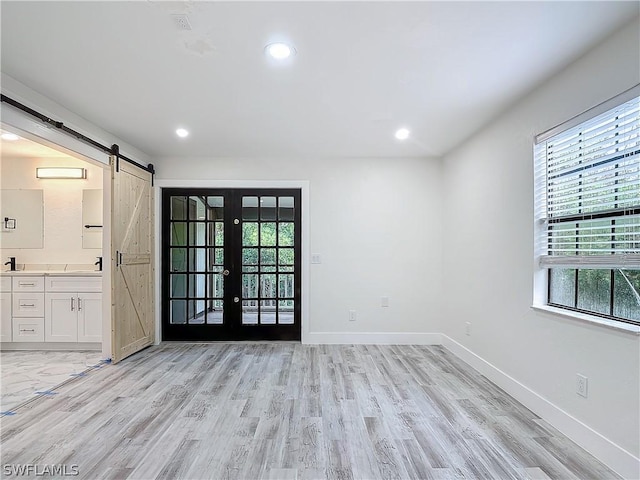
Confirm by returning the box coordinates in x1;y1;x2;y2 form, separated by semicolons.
45;293;78;342
0;292;11;342
77;293;102;343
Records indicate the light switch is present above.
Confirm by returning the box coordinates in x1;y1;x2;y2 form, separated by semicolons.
311;254;322;264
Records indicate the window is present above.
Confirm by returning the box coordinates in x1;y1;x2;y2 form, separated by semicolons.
534;87;640;326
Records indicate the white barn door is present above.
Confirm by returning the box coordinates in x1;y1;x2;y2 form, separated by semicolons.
111;156;155;363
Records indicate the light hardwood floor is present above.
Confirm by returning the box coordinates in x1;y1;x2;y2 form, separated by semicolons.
0;344;621;479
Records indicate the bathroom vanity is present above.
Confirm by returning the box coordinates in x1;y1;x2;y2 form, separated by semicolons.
1;269;102;349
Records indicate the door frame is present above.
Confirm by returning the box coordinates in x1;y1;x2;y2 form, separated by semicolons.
155;180;310;343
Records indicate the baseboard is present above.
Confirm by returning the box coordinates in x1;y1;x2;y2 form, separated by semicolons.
1;342;101;351
303;331;442;345
441;334;640;480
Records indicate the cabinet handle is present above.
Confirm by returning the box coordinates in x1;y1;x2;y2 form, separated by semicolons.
20;329;35;333
20;303;35;307
77;297;82;311
19;282;35;286
71;297;75;311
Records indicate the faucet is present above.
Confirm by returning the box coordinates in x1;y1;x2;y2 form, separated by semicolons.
94;256;102;271
4;257;16;271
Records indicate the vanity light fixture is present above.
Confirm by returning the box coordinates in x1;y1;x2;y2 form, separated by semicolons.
36;167;86;179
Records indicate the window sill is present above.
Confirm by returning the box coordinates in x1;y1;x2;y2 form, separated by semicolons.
531;304;640;335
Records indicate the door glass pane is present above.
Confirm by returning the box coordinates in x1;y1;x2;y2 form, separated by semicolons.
170;274;186;298
170;300;186;324
208;273;224;298
260;223;276;246
279;248;294;265
206;196;224;220
613;270;640;321
279;300;294;324
577;269;611;315
279;274;294;298
189;274;206;298
189;196;207;220
170;223;187;246
260;300;276;324
212;248;224;268
261;274;276;298
261;248;276;265
242;300;258;325
189;300;206;324
242;197;259;220
206;299;223;324
171;196;187;220
261;197;277;221
243;274;258;298
279;197;294;221
189;249;207;272
243;248;258;265
549;268;575;307
170;248;187;272
243;223;258;246
189;222;206;246
214;222;224;246
278;223;294;246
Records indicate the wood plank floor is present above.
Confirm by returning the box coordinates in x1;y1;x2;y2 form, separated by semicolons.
0;344;621;480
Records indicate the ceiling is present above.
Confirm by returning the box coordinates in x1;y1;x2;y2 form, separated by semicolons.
1;1;638;159
0;129;72;160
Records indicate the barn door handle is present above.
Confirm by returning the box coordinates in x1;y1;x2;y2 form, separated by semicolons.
116;251;123;267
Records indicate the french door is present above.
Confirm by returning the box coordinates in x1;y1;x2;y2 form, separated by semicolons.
161;188;301;341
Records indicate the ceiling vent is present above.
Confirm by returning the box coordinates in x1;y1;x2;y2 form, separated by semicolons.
172;14;192;31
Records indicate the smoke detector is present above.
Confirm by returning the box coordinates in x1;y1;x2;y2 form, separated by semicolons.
172;14;192;31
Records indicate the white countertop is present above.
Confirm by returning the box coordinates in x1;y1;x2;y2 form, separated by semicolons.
2;270;102;276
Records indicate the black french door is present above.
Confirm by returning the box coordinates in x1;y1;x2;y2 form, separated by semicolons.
161;188;301;341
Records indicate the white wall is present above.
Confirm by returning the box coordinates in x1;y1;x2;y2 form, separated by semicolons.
154;156;443;341
441;18;640;478
1;155;104;265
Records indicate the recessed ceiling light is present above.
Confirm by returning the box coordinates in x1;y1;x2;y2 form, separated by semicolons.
266;42;295;60
176;128;189;138
395;128;410;140
1;133;20;141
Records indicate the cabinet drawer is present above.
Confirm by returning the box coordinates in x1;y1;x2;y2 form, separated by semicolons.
12;293;45;317
0;277;11;292
46;276;102;293
12;276;45;292
12;317;44;342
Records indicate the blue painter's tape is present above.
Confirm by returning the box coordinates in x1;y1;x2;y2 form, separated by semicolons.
70;372;86;377
1;411;16;416
35;390;58;396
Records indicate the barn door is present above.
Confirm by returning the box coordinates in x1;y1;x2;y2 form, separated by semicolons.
111;156;155;363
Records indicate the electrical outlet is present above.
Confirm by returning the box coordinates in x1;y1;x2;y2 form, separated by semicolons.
349;310;356;322
311;254;322;264
465;322;471;336
381;296;389;307
576;374;588;397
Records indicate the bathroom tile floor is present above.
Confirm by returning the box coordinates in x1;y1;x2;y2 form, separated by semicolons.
0;350;106;412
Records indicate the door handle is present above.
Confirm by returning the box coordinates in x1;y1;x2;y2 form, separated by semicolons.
223;269;230;276
233;296;240;303
77;297;82;311
71;297;75;311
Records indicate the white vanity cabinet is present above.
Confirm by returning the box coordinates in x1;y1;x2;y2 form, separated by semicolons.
11;276;45;342
0;277;12;342
44;276;102;343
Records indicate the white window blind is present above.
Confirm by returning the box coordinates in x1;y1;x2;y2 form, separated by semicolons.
535;90;640;269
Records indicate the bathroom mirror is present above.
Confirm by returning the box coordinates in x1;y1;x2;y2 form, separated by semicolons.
0;189;44;248
82;189;103;249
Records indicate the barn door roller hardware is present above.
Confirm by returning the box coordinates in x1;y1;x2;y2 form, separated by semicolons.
0;94;155;178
